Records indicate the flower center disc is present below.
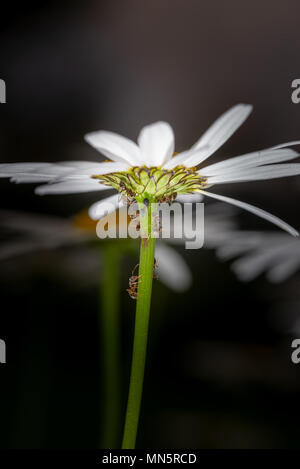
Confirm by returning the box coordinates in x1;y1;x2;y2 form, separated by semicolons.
92;166;206;203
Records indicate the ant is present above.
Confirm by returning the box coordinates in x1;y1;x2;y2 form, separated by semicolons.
127;259;159;299
127;263;140;300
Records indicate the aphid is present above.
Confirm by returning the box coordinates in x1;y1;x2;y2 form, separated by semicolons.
127;264;140;299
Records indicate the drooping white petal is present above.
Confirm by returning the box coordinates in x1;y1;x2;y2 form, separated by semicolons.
84;130;140;165
155;243;192;291
201;149;299;177
206;163;300;184
138;121;174;166
163;104;252;169
35;179;110;195
88;194;124;220
199;190;299;236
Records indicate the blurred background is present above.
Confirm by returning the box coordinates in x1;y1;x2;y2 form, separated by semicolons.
1;0;300;449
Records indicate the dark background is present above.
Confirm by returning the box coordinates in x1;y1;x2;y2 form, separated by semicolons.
0;0;300;448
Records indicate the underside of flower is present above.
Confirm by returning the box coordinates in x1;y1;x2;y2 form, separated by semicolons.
2;104;300;234
92;165;207;203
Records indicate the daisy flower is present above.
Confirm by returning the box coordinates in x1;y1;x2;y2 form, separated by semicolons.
1;104;300;235
215;228;300;283
3;103;300;449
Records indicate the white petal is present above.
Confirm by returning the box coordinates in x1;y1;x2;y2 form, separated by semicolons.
231;253;270;281
163;146;210;169
201;149;299;176
0;162;52;176
199;190;299;236
0;241;39;260
230;237;299;282
267;257;300;283
7;161;129;183
138;121;174;166
10;167;76;183
57;161;129;180
206;163;300;184
0;209;69;236
155;243;192;291
176;193;204;203
11;176;56;183
84;130;140;165
269;141;300;150
35;179;110;195
179;147;218;167
231;245;289;281
0;162;90;182
217;243;255;260
58;161;105;168
192;103;252;151
163;104;252;169
215;233;265;260
88;194;124;220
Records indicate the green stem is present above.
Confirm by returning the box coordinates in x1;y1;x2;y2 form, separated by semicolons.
122;202;156;449
100;243;122;448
